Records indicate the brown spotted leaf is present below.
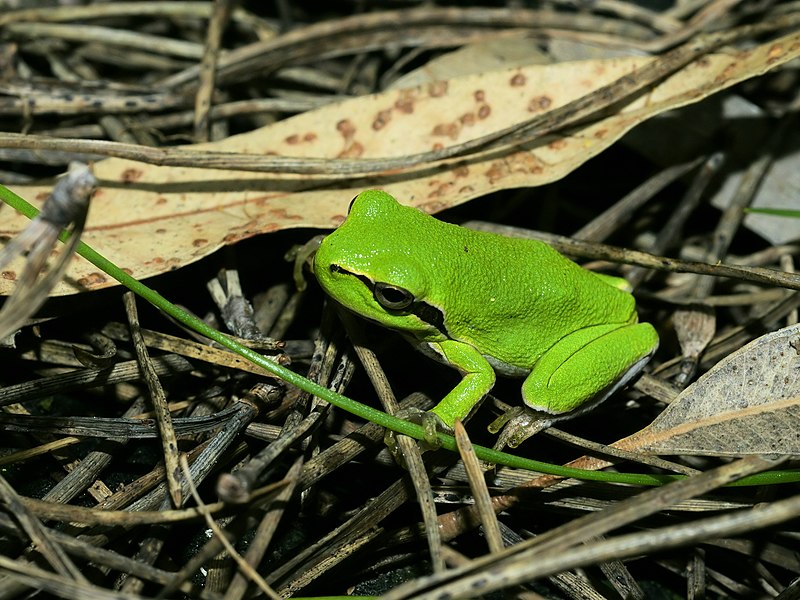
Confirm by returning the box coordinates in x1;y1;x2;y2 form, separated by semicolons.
3;30;800;295
637;323;800;457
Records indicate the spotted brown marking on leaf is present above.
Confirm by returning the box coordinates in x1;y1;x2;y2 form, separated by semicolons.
78;272;108;287
474;90;485;102
336;119;356;139
512;151;544;175
459;112;476;126
395;92;415;114
485;159;508;184
224;232;245;243
269;208;302;221
156;228;167;234
428;181;455;198
285;134;301;144
454;165;469;178
419;200;448;213
432;122;460;140
432;142;444;151
593;128;609;139
372;109;392;130
260;223;280;233
303;132;317;142
156;197;168;205
2;270;16;281
510;73;526;87
528;95;552;112
548;139;568;151
458;185;475;195
338;141;364;158
192;238;208;248
35;191;48;202
767;43;785;62
477;104;491;119
715;61;738;85
121;168;142;183
428;81;448;97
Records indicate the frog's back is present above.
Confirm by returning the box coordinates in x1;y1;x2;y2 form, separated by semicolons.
436;223;638;370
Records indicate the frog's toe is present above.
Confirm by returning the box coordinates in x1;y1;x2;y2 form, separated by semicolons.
490;407;551;452
384;408;450;458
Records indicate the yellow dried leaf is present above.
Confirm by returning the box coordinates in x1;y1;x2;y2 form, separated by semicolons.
3;30;799;295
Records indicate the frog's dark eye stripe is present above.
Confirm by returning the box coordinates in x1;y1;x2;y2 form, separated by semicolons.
347;195;359;213
329;265;447;334
409;300;446;333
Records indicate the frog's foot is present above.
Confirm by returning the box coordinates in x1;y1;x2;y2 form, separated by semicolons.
384;408;451;462
489;407;552;452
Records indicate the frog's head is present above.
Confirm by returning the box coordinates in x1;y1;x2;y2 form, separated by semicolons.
313;190;446;339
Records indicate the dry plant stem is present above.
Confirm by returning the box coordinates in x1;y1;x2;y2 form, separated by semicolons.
163;7;654;89
41;398;146;505
627;152;725;288
780;254;798;326
0;354;192;408
18;479;283;526
124;292;183;507
454;421;504;554
543;428;699;476
101;322;282;375
220;461;303;600
469;224;800;291
387;456;785;599
194;0;233;142
0;400;254;439
0;475;87;584
217;320;338;503
125;398;259;512
572;156;705;242
5;16;799;177
298;392;434;490
149;480;291;597
687;547;706;599
584;0;683;33
0;514;207;596
186;455;288;600
653;289;800;381
0;555;144;600
6;22;205;59
217;408;317;504
65;56;141;145
0;2;220;27
641;0;743;51
269;477;409;594
340;309;446;573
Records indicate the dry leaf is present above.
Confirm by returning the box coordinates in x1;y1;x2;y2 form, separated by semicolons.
637;323;800;457
3;30;800;295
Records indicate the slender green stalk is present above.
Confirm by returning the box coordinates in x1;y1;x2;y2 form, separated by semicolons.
1;183;797;486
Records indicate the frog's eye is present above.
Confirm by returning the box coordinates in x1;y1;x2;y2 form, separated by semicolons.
374;282;414;310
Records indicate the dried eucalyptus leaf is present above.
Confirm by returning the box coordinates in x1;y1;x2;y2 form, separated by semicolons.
639;323;800;457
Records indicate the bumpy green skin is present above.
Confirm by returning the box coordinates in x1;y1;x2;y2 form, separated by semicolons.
314;190;658;428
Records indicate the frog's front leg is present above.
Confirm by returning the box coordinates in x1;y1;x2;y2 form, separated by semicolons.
522;322;658;416
424;339;496;428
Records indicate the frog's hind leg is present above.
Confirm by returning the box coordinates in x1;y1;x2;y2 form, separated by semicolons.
521;322;658;418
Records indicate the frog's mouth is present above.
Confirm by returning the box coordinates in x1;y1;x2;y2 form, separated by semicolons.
328;264;447;334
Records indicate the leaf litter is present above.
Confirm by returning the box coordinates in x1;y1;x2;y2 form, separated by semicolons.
0;3;799;599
